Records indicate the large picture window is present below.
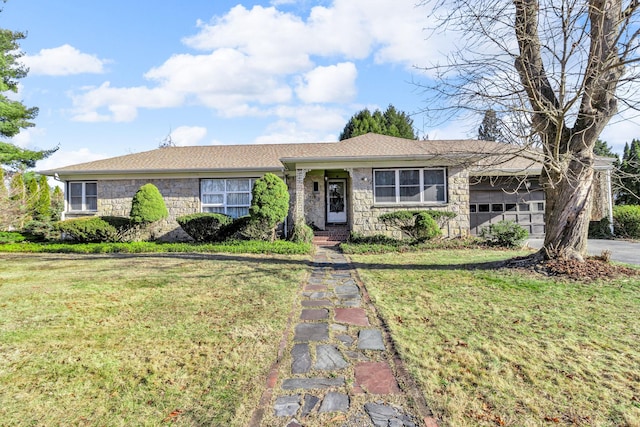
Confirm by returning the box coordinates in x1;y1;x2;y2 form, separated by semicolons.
201;178;256;218
68;182;97;211
374;168;446;204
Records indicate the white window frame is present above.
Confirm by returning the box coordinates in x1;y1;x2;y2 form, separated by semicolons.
200;178;256;218
373;168;447;204
67;181;98;212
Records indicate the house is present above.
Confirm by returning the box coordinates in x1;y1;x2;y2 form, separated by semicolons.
42;133;614;241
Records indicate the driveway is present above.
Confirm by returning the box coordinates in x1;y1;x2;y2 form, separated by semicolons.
526;239;640;266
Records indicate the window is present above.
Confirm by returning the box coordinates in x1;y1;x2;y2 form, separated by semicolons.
68;182;97;211
373;168;446;204
201;178;256;218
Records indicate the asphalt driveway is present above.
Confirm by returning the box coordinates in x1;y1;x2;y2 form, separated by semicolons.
526;239;640;266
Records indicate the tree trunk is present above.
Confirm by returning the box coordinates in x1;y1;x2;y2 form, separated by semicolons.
540;152;594;261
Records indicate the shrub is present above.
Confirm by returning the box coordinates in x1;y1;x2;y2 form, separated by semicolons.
129;183;169;224
55;217;119;243
415;212;442;241
218;216;253;241
613;205;640;238
480;220;528;248
588;217;613;239
176;213;233;242
290;221;314;244
21;220;57;242
0;231;25;244
379;210;450;241
249;173;289;241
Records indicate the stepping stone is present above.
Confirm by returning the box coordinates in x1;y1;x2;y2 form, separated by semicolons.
300;308;329;321
340;298;361;307
313;345;348;370
291;343;311;374
335;307;369;326
294;323;328;342
282;377;345;390
335;284;360;299
274;395;300;417
357;329;385;350
304;284;327;291
285;418;303;427
345;350;369;361
301;299;332;307
337;334;354;346
318;392;349;413
330;323;347;332
364;403;417;427
308;291;329;299
354;362;401;394
301;394;320;417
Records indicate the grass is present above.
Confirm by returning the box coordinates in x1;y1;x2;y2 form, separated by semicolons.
349;249;640;427
0;252;309;426
0;239;311;255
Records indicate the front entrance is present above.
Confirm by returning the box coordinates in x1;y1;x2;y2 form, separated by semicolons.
327;179;347;223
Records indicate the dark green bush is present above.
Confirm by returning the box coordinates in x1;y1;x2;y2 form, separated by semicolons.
379;210;450;241
290;221;314;244
613;205;640;238
249;173;290;241
55;217;119;243
0;231;25;244
21;220;57;242
348;232;401;245
588;217;613;239
480;220;528;248
176;213;233;242
129;183;169;224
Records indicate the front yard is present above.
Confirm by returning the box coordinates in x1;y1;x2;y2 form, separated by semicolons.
0;252;308;426
350;249;640;426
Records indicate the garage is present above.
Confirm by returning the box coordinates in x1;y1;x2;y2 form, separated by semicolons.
469;176;545;236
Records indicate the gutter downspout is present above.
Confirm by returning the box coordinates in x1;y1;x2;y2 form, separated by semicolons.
606;168;614;235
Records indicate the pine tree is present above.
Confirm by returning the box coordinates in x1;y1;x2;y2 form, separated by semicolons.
34;175;51;221
339;105;417;140
618;139;640;205
478;109;503;142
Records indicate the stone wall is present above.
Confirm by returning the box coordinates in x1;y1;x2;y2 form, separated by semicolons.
303;170;326;230
350;167;470;238
97;178;200;241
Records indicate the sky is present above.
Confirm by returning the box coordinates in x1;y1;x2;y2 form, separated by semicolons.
4;0;640;174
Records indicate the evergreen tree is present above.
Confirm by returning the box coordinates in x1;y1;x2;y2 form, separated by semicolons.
618;139;640;205
0;14;57;169
339;105;417;140
9;171;24;201
51;186;64;221
34;175;51;221
593;139;617;158
0;167;6;199
478;109;503;142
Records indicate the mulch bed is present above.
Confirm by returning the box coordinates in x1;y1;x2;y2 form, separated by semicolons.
509;254;640;282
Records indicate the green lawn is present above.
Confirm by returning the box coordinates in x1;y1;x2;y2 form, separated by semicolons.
350;249;640;427
0;252;308;426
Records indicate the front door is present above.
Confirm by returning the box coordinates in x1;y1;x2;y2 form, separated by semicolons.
327;179;347;223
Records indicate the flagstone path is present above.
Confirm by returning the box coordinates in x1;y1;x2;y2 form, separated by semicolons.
250;246;437;427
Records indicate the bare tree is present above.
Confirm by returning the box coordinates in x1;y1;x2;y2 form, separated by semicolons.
418;0;640;261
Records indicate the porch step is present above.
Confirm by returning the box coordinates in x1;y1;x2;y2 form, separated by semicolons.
312;227;350;246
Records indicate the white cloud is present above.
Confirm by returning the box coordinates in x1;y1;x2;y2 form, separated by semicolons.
37;147;108;172
9;128;47;148
23;44;107;76
296;63;357;104
70;0;435;136
169;126;208;146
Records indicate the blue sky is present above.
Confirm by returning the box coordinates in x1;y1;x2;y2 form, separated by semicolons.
4;0;640;172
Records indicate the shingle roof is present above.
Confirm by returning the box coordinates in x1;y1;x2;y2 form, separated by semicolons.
43;134;531;176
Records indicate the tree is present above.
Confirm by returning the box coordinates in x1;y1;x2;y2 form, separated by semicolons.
617;139;640;205
0;13;57;170
339;105;417;140
34;174;51;221
478;109;503;142
419;0;640;261
593;140;617;158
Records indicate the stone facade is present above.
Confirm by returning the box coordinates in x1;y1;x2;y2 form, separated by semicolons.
348;167;470;238
97;178;199;241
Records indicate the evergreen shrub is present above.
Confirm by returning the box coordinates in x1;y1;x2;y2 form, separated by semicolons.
55;217;119;243
248;173;289;241
613;205;640;238
176;213;233;242
290;221;314;244
480;220;528;248
129;184;168;224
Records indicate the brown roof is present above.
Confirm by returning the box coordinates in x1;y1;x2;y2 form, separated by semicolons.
43;134;529;176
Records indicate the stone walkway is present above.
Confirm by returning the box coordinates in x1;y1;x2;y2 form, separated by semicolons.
251;246;436;427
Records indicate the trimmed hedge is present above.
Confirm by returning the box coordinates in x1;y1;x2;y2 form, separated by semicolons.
613;205;640;238
130;183;168;224
0;231;25;244
290;222;314;244
379;210;452;241
176;213;233;242
55;217;119;243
